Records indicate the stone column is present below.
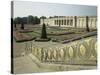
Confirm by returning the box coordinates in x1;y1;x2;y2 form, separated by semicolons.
59;19;61;27
74;16;77;28
86;16;90;32
95;18;97;29
66;18;67;26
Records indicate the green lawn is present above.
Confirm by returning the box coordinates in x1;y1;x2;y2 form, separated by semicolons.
23;26;89;42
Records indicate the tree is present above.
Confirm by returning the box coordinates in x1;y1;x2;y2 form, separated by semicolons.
37;17;40;24
14;22;16;28
34;16;40;24
40;16;47;25
40;16;47;19
27;15;34;24
54;15;58;18
27;15;40;25
49;16;53;18
14;15;40;26
22;17;27;24
21;22;24;30
86;16;90;32
41;23;47;39
14;17;22;24
13;18;16;28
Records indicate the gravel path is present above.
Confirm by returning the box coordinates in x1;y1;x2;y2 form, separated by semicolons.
13;54;97;74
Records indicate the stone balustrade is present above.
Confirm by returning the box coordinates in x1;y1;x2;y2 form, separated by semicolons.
25;36;97;65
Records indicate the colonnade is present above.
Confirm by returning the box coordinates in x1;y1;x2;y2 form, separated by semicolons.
40;16;97;29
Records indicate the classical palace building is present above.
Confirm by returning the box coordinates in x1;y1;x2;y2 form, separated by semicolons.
40;16;97;29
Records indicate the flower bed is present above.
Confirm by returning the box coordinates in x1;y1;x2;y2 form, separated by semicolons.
62;31;97;44
35;38;50;42
13;31;35;42
18;29;33;33
48;31;74;36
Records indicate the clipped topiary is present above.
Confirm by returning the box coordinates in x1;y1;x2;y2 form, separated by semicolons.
41;23;47;39
21;22;24;30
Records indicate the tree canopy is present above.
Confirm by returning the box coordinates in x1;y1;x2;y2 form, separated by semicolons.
13;15;40;25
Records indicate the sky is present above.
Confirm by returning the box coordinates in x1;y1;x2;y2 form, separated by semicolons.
13;1;97;18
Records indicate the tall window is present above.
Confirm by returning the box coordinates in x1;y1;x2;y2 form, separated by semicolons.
95;18;97;27
62;20;63;25
55;20;56;25
79;19;81;26
91;18;93;26
67;20;69;25
78;19;80;27
57;20;58;25
59;20;61;25
64;20;66;25
82;19;84;27
70;19;73;26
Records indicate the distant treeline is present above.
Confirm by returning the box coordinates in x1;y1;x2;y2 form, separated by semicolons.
13;15;47;25
13;15;60;25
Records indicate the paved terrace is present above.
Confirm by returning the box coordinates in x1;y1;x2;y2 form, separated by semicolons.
13;36;97;74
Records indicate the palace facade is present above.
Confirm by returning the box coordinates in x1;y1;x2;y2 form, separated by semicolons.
40;16;97;29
